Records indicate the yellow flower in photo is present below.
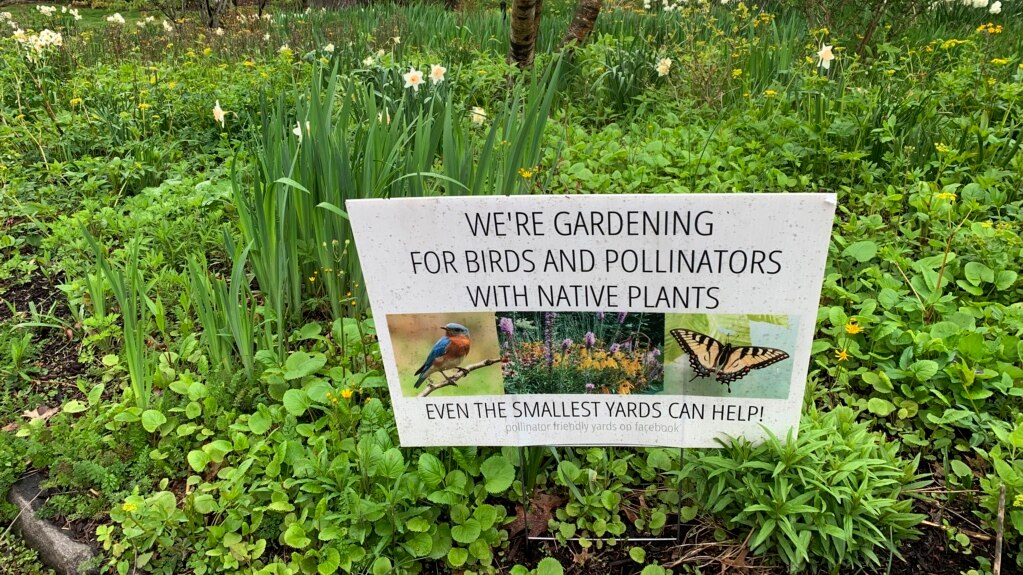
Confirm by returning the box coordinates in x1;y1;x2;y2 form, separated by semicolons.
138;102;151;111
518;167;534;179
341;388;353;400
990;58;1009;66
121;502;138;513
845;321;862;335
69;97;82;106
835;349;849;362
763;89;778;98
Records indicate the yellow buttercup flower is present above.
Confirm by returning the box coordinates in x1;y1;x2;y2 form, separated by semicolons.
122;502;138;513
845;322;862;335
763;89;778;98
518;167;534;179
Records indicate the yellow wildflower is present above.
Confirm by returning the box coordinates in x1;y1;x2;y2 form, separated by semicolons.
835;349;849;362
69;97;82;106
121;502;138;513
341;389;353;400
732;68;742;78
936;192;957;202
763;89;778;98
845;322;862;335
518;167;534;179
138;102;151;111
991;58;1009;66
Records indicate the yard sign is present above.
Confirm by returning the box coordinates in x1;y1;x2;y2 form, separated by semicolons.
347;194;836;447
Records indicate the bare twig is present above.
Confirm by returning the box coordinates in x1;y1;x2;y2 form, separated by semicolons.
920;520;992;542
994;484;1006;575
416;358;503;397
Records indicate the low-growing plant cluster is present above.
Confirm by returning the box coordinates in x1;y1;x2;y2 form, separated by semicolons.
1;0;1021;573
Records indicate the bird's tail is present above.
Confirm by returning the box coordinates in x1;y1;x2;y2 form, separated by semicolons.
413;372;428;389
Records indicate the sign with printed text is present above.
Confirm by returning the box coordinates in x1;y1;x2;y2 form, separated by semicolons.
347;194;836;447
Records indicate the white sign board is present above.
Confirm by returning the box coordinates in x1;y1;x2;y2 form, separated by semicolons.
347;194;835;447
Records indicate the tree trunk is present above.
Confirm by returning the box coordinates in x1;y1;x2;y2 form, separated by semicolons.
561;0;601;48
508;0;542;68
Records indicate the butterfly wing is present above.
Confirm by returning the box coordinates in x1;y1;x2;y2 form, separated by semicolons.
669;329;723;379
716;346;789;385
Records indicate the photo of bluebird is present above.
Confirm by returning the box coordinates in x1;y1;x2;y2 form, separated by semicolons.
413;323;472;388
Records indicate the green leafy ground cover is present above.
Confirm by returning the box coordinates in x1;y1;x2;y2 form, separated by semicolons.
1;1;1022;574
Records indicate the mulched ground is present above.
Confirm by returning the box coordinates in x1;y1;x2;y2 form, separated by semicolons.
0;269;88;396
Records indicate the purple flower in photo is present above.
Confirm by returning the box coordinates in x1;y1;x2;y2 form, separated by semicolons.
596;312;605;321
499;316;514;337
543;312;556;369
584;331;596;349
561;338;573;351
585;383;595;392
609;343;620;354
652;348;661;357
622;340;632;352
616;312;628;324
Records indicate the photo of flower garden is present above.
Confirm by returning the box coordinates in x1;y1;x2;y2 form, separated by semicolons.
498;312;664;395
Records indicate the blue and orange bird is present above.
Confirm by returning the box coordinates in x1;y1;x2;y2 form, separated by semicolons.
413;323;472;388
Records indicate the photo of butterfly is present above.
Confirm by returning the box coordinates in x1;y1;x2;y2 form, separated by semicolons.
669;328;790;393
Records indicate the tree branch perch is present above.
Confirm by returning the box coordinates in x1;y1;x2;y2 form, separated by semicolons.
416;358;504;397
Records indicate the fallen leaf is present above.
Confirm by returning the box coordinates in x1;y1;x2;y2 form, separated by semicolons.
22;405;59;422
1;422;18;432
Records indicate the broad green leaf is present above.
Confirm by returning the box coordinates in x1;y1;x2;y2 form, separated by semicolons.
630;547;647;563
447;548;468;567
908;360;939;381
536;557;564;575
867;398;896;416
407;516;430;532
371;557;391;575
842;240;878;262
405;532;433;557
192;494;217;514
284;351;327;380
474;504;498;531
248;408;271;434
963;262;994;286
318;548;340;575
203;440;232;463
187;450;209;472
480;455;514;494
63;400;88;414
949;460;972;478
283;389;312;416
141;410;167;433
379;448;405;479
283;523;310;549
451;519;481;544
995;270;1017;290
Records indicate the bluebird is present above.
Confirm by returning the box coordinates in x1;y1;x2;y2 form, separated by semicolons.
413;323;471;388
